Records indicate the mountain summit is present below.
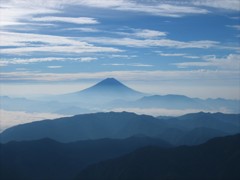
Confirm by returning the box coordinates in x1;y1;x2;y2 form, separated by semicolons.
79;78;142;95
94;78;125;87
83;78;130;92
59;78;145;104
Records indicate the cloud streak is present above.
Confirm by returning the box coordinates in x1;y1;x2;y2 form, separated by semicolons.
0;57;97;66
133;29;167;38
0;70;238;82
32;16;99;24
191;0;240;11
102;63;153;67
0;0;212;30
0;31;122;55
64;27;100;32
1;0;238;31
174;54;240;70
81;37;219;49
159;53;186;57
0;28;221;58
59;0;210;17
156;52;200;59
227;25;240;30
47;66;63;69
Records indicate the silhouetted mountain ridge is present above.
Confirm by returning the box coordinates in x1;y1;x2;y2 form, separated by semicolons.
0;136;170;180
1;111;239;146
0;112;168;143
77;134;240;180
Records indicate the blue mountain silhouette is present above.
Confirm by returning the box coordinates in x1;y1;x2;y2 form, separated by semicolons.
59;78;145;103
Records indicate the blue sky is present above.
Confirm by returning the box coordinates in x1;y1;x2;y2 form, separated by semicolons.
0;0;240;99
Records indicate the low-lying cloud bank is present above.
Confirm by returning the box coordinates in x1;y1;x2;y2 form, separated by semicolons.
0;109;63;132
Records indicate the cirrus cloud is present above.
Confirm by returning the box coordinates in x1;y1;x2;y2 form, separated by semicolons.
81;36;219;49
0;69;238;82
32;16;99;24
0;57;97;66
0;31;122;55
173;54;240;70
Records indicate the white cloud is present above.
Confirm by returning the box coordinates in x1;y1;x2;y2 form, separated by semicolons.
113;28;167;39
156;51;200;59
159;53;186;57
62;0;209;17
82;37;219;49
47;66;62;69
32;16;99;24
1;46;121;55
227;25;240;30
133;29;167;38
0;31;91;47
0;1;235;57
64;0;239;12
0;109;62;132
191;0;240;11
64;27;99;32
174;54;240;70
108;54;137;59
0;1;59;27
184;56;200;59
80;57;97;62
67;0;239;12
0;57;98;66
0;0;211;31
0;69;238;82
102;63;153;67
230;16;240;20
0;31;122;55
1;0;238;31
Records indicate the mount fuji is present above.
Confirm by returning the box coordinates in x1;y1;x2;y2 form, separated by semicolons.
56;78;145;104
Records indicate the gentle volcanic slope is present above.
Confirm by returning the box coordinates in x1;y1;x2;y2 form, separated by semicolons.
57;78;145;103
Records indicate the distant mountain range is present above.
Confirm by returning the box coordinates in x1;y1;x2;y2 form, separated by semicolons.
133;95;239;112
0;96;90;114
1;112;239;146
1;78;239;116
77;134;240;180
